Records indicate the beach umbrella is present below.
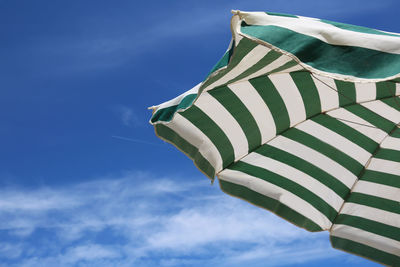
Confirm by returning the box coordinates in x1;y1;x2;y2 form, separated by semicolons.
149;11;400;265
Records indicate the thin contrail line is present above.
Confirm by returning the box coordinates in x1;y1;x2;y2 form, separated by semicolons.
111;135;163;146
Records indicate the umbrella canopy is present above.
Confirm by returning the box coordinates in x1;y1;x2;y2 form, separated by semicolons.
149;11;400;265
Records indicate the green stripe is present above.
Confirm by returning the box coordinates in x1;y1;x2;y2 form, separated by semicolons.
181;106;234;169
268;59;297;74
265;12;298;18
201;38;258;90
346;192;400;214
206;40;235;78
241;25;400;79
219;179;323;232
312;114;378;153
320;19;400;38
376;81;396;99
151;94;197;123
334;80;356;106
290;72;321;118
228;161;338;223
283;128;364;175
208;86;261;151
361;170;400;188
375;148;400;162
345;104;396;133
331;236;400;266
380;96;400;111
256;144;349;197
335;214;400;241
226;49;281;84
155;124;215;178
249;75;290;134
391;128;400;138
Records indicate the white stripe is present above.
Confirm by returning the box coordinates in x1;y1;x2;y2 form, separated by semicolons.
218;168;332;230
229;81;276;143
277;64;304;73
353;180;400;202
296;120;371;165
355;83;376;103
242;152;344;211
381;136;400;150
331;225;400;257
368;158;400;176
327;108;387;143
241;54;293;81
168;114;223;172
269;136;357;188
340;203;400;229
311;74;339;112
269;73;307;126
204;45;271;91
396;83;400;96
195;92;248;160
238;11;400;54
362;100;400;124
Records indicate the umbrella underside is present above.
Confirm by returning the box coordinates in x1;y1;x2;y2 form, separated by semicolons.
150;11;400;265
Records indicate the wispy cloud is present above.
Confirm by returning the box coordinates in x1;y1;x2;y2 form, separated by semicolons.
0;171;354;267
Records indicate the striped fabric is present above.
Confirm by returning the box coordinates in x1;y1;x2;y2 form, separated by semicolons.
149;11;400;265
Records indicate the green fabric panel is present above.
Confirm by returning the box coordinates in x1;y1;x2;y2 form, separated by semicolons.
290;72;321;118
208;86;261;151
391;127;400;138
361;170;400;188
374;148;400;162
219;179;323;232
151;94;197;123
180;106;234;169
320;19;400;38
249;76;290;134
265;12;298;18
155;124;215;178
334;80;356;106
345;104;396;133
201;38;258;89
241;25;400;79
206;40;235;78
376;81;396;99
312;114;378;153
330;236;400;266
283;128;364;176
256;144;349;197
227;49;281;84
380;96;400;111
346;192;400;214
334;214;400;241
228;161;338;223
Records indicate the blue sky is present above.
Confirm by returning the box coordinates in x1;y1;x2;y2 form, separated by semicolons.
0;0;398;266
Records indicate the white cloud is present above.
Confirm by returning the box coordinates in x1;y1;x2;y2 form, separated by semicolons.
0;172;354;266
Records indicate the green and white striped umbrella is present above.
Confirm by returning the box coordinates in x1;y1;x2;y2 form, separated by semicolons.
149;11;400;265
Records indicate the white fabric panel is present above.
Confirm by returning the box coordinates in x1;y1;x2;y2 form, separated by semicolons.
362;100;400;124
396;83;400;96
168;114;223;172
327;109;387;143
296;120;371;164
352;180;400;202
243;55;293;81
355;83;376;103
368;158;400;176
150;83;200;112
242;152;344;211
218;168;332;230
340;203;400;228
311;74;339;112
270;73;307;126
229;81;277;143
331;225;400;256
381;136;400;150
195;92;248;160
269;136;357;188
